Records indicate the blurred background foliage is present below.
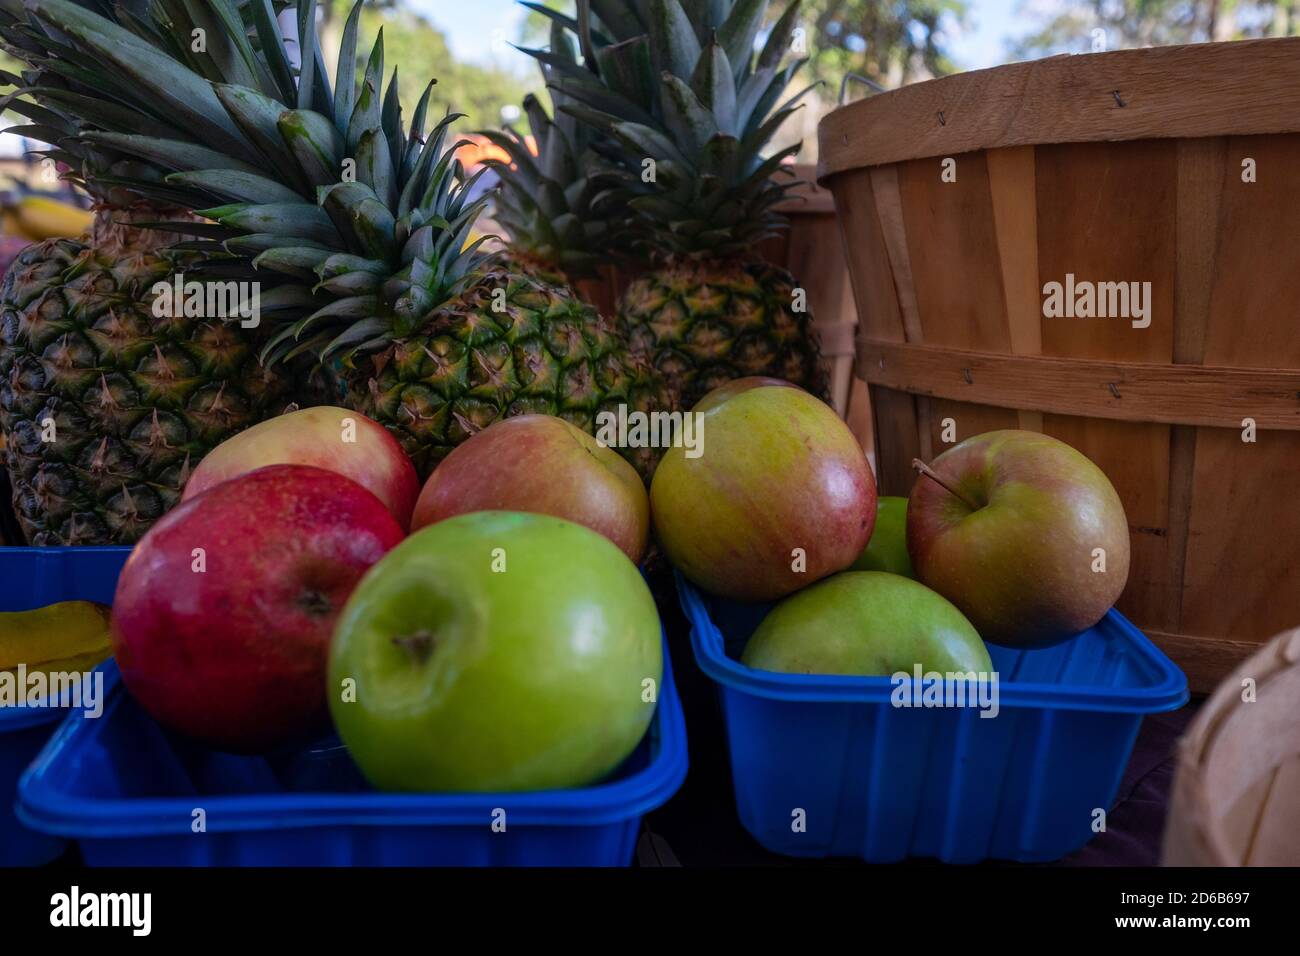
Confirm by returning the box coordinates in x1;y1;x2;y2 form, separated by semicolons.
1011;0;1300;59
319;0;529;126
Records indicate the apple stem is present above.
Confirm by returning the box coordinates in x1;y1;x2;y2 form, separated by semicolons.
911;458;982;511
391;631;435;665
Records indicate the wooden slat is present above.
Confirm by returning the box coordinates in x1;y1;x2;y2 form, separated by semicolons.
914;395;935;463
1163;428;1197;630
1034;141;1176;364
1165;137;1227;637
1178;430;1300;640
894;148;1008;462
897;153;1009;350
783;212;858;415
845;376;876;469
1179;133;1300;646
575;266;621;319
870;388;922;495
1143;629;1264;695
831;169;903;343
1173;139;1226;365
987;145;1042;433
857;340;1300;429
1202;135;1300;368
830;167;919;492
988;146;1040;355
924;399;1019;454
818;37;1300;176
1033;140;1176;629
865;166;922;343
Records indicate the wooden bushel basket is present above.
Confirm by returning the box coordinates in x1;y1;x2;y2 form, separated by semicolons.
818;40;1300;692
1163;627;1300;865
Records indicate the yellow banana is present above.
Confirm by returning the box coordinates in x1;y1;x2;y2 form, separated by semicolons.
1;208;27;238
0;600;112;671
13;196;93;240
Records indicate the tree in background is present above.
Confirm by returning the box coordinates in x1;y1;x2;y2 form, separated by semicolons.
312;1;531;127
800;0;968;88
350;3;530;127
1012;0;1300;58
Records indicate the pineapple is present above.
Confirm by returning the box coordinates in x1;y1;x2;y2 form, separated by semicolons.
4;0;637;480
482;15;667;475
0;215;298;545
479;17;625;287
0;3;308;545
537;0;827;412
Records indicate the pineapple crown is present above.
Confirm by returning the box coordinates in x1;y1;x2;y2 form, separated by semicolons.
0;0;492;365
0;1;303;198
528;0;816;260
478;16;626;279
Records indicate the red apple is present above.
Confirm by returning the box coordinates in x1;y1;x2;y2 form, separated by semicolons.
906;429;1130;648
182;406;419;529
411;415;649;563
650;377;876;601
112;465;405;752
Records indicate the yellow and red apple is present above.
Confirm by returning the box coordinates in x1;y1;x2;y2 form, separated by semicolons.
907;430;1130;648
411;414;649;564
182;406;419;529
650;378;877;602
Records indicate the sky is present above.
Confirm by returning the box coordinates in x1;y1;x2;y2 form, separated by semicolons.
955;0;1022;69
412;0;1026;74
411;0;529;72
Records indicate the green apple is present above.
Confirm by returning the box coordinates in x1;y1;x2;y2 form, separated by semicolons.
850;496;913;577
741;572;991;676
328;511;662;791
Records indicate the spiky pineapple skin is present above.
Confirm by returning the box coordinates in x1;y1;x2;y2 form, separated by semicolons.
344;268;651;479
0;238;297;545
620;257;828;412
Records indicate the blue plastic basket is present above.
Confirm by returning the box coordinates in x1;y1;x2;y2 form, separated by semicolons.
0;546;132;865
17;643;688;866
677;573;1188;863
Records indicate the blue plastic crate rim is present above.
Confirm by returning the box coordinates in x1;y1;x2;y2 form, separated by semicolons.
0;546;132;609
18;644;688;838
677;572;1188;713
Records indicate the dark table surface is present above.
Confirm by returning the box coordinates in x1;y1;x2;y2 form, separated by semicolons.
640;586;1199;867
